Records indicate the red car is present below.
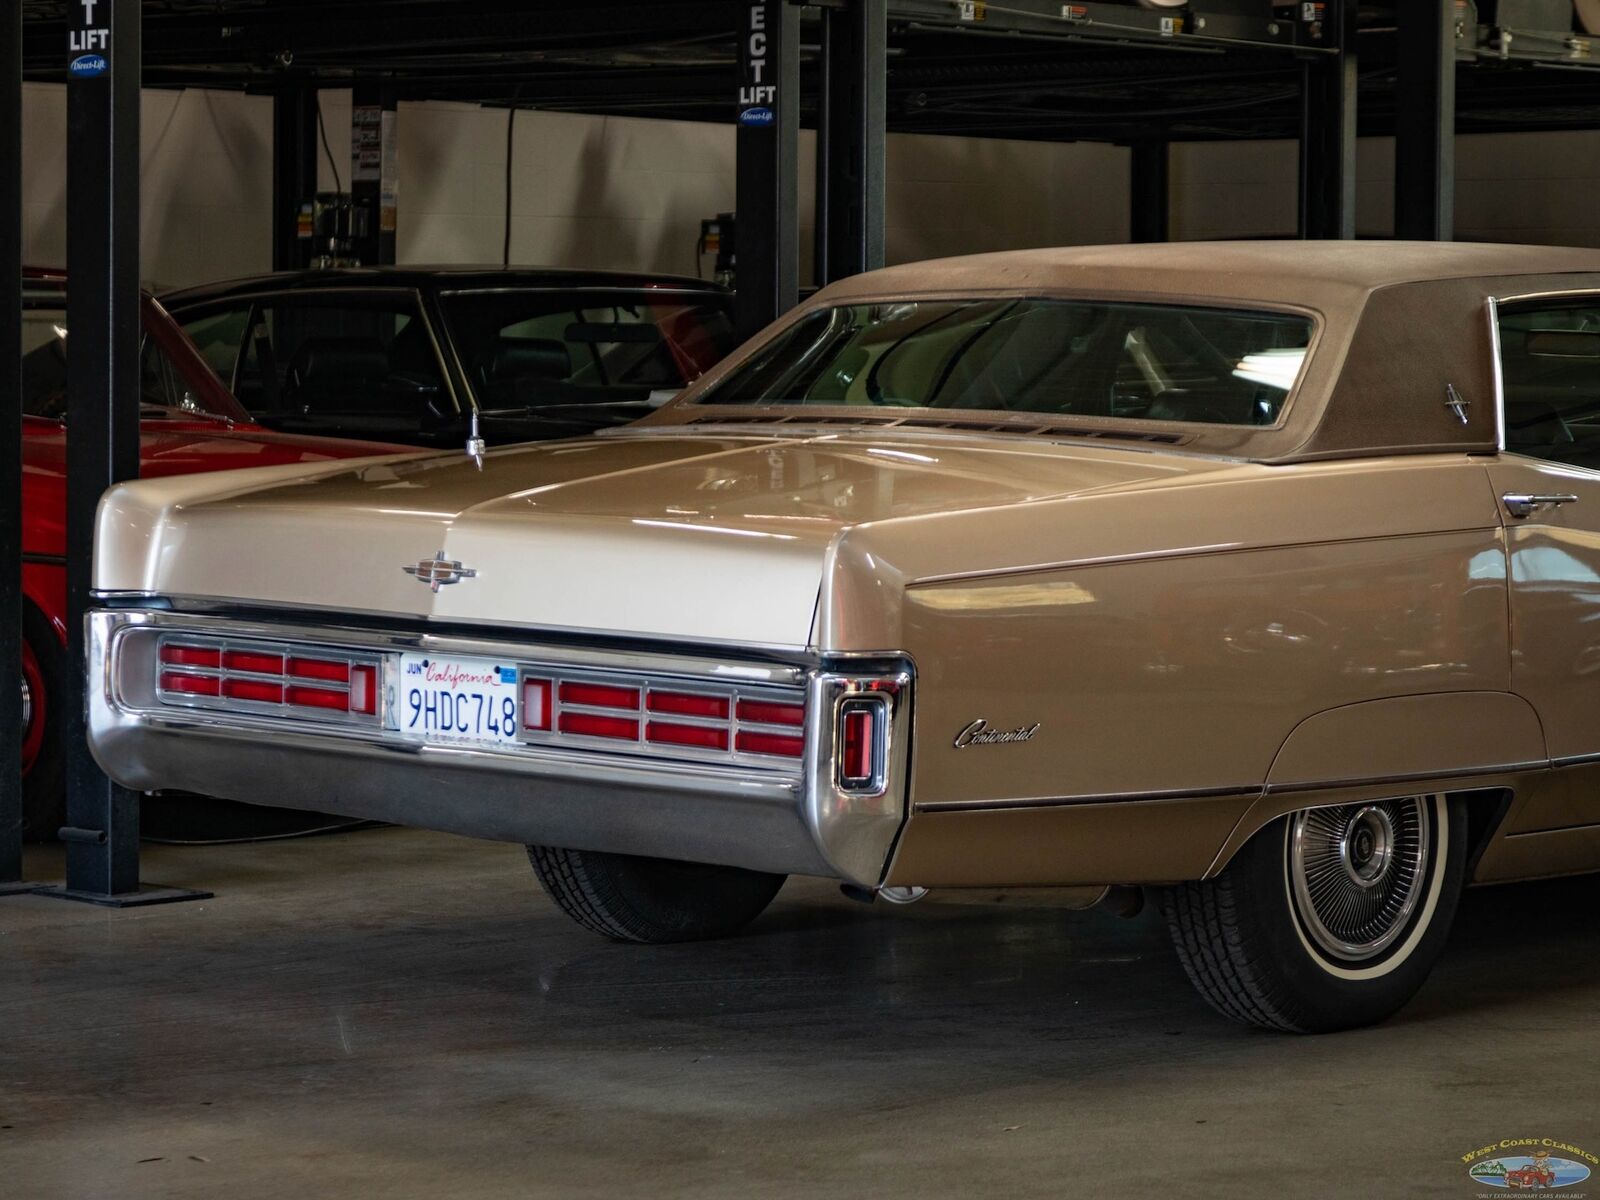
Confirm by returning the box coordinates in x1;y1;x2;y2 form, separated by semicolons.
1506;1163;1557;1190
19;272;407;837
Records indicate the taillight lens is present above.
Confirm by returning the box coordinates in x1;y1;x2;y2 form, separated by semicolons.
156;637;380;722
836;697;886;791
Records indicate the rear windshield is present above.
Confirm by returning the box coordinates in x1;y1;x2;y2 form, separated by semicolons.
696;298;1314;427
440;290;738;410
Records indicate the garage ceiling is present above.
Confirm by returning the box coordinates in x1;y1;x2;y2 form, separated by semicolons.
18;0;1600;141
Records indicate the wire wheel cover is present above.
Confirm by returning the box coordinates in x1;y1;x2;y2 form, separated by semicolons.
1289;799;1431;963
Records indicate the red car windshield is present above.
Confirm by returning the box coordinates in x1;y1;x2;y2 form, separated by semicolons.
21;288;250;424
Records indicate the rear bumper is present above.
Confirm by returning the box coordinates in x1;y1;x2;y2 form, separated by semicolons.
86;604;911;886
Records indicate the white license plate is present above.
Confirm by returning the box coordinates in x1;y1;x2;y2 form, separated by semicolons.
398;653;521;746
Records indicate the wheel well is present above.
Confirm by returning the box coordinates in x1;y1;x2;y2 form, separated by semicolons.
1450;786;1514;881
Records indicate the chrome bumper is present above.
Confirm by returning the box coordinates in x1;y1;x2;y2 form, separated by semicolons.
86;605;911;886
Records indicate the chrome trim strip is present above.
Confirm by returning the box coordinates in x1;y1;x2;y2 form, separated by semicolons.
1268;761;1549;794
1486;296;1507;452
92;592;820;665
915;785;1261;814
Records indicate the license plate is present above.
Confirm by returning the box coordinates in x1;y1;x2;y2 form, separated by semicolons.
398;653;521;746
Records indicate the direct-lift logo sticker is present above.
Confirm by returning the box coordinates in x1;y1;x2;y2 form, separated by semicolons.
69;54;107;78
1464;1139;1595;1192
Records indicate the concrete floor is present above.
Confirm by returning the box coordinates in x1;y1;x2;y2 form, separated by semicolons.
2;827;1596;1200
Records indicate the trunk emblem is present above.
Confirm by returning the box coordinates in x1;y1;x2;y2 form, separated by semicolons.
403;551;478;592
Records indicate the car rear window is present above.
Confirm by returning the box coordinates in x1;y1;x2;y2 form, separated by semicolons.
696;297;1314;427
440;290;738;410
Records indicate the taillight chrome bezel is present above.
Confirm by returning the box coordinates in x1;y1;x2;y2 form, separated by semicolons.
153;635;385;727
515;665;809;770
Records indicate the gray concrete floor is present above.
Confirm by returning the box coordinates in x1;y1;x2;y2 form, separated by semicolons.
2;827;1596;1200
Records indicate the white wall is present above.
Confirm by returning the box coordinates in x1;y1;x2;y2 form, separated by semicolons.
21;81;274;289
1169;129;1600;245
20;80;1600;294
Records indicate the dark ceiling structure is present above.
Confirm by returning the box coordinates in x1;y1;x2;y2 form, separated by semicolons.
18;0;1600;142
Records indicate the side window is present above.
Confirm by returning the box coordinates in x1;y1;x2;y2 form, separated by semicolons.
1499;301;1600;468
175;305;252;387
232;294;449;430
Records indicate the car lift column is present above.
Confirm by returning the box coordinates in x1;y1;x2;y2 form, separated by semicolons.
0;0;30;895
734;0;801;340
1297;0;1356;239
1394;0;1456;240
272;86;320;270
1129;139;1170;243
349;85;397;266
817;0;886;286
43;0;207;908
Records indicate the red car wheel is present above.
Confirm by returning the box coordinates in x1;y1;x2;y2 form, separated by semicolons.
20;636;46;776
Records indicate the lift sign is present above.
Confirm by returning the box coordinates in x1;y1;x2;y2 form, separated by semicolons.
738;3;776;127
68;0;110;74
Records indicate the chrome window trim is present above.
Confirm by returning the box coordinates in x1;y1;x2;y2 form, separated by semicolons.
1488;287;1600;457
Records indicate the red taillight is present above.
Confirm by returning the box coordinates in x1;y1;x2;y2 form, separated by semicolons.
647;691;730;720
160;645;220;669
284;684;350;712
646;721;730;751
161;671;220;697
737;699;805;727
839;704;878;786
222;649;284;675
559;712;639;740
288;656;350;683
560;682;640;710
222;677;284;704
736;730;805;758
523;678;553;731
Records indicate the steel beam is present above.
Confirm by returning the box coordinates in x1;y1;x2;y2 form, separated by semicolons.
820;0;886;285
1394;0;1456;240
734;0;801;339
272;88;320;271
41;0;209;908
1297;0;1356;239
0;0;25;890
1129;139;1169;243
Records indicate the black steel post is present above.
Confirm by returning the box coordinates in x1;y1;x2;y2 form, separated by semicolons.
1394;0;1456;240
1297;0;1356;239
0;0;30;894
272;88;319;271
734;0;800;339
350;85;397;266
813;5;833;291
42;0;209;908
1129;140;1169;243
822;0;886;284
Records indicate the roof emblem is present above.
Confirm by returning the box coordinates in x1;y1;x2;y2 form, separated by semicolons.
1445;383;1470;426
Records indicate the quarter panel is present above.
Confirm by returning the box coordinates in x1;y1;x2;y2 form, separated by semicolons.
899;530;1510;810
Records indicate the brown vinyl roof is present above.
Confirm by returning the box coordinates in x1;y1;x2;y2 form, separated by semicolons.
667;241;1600;464
816;240;1600;312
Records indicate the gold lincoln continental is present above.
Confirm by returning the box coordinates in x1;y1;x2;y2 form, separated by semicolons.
87;242;1600;1032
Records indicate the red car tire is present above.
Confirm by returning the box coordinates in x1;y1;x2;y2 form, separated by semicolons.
20;604;65;841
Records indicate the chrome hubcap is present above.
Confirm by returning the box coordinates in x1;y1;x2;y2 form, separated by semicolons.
1290;798;1430;962
20;674;31;735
